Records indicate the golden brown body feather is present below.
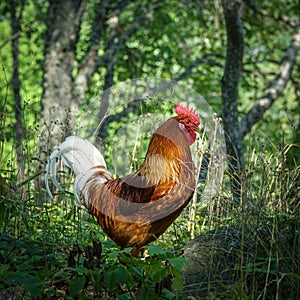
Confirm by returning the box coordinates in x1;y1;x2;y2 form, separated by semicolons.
85;118;196;256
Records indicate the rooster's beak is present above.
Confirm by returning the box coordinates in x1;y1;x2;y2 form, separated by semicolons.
194;126;200;133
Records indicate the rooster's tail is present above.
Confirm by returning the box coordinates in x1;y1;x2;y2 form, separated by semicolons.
45;136;112;206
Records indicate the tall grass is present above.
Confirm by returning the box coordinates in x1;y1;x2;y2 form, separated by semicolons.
0;107;299;299
177;139;299;299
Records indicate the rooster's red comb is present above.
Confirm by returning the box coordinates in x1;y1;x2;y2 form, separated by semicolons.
174;103;200;126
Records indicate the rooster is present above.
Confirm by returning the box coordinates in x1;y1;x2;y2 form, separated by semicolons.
45;103;200;256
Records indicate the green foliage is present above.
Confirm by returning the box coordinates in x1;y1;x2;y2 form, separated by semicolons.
0;234;46;297
0;176;187;298
0;228;187;299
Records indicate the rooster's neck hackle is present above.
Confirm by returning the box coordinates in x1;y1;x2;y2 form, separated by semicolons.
136;118;193;185
138;153;180;184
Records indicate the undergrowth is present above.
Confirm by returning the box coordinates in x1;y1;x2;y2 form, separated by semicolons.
0;176;186;299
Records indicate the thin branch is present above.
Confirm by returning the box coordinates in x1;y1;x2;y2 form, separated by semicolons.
72;0;89;45
110;0;132;14
73;1;109;100
245;0;299;27
174;53;224;82
77;1;109;69
0;25;33;49
0;32;20;49
240;26;300;137
96;98;142;140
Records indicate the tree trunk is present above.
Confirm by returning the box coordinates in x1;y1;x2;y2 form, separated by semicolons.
10;0;24;183
221;0;245;200
37;0;86;199
39;0;86;152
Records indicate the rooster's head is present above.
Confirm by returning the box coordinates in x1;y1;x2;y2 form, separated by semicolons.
174;103;200;145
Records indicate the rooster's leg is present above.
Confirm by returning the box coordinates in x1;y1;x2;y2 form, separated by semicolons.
130;247;140;257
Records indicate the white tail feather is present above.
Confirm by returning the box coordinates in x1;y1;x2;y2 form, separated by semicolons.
45;136;111;205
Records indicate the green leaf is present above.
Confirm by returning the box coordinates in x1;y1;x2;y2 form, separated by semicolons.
104;265;130;290
0;202;5;227
108;249;121;259
162;288;176;299
171;274;184;291
6;271;43;297
168;257;187;271
116;294;133;300
22;276;43;297
151;268;168;283
130;266;144;279
0;264;10;282
147;244;169;256
69;276;86;297
104;270;115;289
114;266;128;284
